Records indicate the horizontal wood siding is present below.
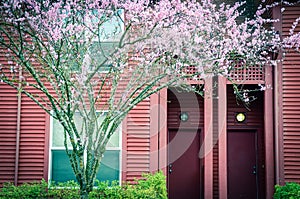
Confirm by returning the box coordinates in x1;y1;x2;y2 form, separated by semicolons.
0;83;17;185
0;45;49;185
227;85;264;128
18;92;47;184
282;5;300;183
167;88;204;129
125;99;151;181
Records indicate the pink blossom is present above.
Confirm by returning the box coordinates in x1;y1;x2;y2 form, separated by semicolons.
2;0;300;97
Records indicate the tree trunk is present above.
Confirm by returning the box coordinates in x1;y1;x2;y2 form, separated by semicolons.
80;189;89;199
79;180;94;199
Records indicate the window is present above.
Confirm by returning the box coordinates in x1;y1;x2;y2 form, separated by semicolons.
84;9;124;72
49;112;121;183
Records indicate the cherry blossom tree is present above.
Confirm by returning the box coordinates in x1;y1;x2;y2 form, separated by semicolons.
0;0;298;198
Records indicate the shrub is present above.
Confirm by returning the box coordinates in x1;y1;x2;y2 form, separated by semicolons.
273;182;300;199
48;181;80;199
134;171;167;199
0;179;48;199
89;171;167;199
0;171;167;199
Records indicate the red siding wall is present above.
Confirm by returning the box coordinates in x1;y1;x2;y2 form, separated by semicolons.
0;47;49;186
0;83;17;185
124;98;151;181
0;83;48;185
227;85;264;129
167;88;204;129
282;5;300;183
18;94;48;183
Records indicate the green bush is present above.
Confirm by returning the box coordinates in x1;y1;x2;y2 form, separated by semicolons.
274;182;300;199
48;181;80;199
0;171;167;199
90;171;167;199
134;171;167;199
0;179;48;199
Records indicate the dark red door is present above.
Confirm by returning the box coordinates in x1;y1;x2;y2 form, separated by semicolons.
168;129;202;199
227;130;258;199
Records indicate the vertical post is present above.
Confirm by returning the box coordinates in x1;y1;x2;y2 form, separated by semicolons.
218;76;227;199
272;4;285;186
159;88;168;175
265;64;275;199
150;93;159;172
203;77;213;199
14;67;22;186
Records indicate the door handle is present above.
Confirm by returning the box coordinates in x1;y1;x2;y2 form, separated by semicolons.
169;164;173;174
252;166;257;175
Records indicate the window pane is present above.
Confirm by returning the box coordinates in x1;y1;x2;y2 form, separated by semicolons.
51;150;120;183
98;9;124;41
96;150;120;182
52;119;72;148
89;42;118;72
52;112;120;148
107;129;119;148
51;150;76;182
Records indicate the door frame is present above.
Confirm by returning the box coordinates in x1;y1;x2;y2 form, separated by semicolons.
167;127;204;199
